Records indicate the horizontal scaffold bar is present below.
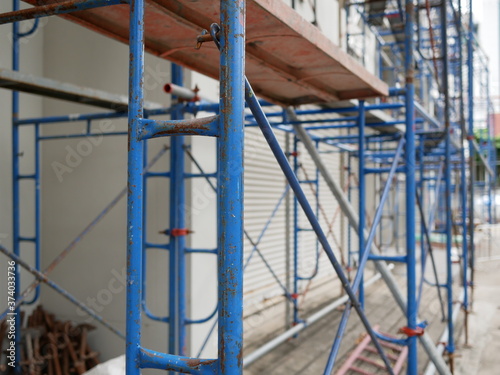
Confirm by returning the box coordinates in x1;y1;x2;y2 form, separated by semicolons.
0;68;161;111
0;0;128;24
138;116;220;140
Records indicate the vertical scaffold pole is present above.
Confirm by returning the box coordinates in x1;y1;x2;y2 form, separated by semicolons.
419;136;425;300
169;63;187;357
292;135;300;325
347;152;353;270
441;1;455;369
467;0;476;308
404;1;418;374
485;68;493;225
457;0;470;345
126;0;145;373
285;131;292;329
358;100;366;309
218;0;245;372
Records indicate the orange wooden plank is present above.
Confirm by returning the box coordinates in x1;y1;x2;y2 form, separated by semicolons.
23;0;388;105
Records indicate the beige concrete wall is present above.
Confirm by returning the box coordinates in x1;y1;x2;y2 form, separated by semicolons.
0;1;382;371
38;16;175;372
0;1;45;321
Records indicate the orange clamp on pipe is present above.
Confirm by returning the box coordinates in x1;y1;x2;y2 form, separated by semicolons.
399;326;424;337
170;228;191;237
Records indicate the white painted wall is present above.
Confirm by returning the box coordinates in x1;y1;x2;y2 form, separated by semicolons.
38;16;177;373
0;0;381;372
474;0;500;110
0;0;45;324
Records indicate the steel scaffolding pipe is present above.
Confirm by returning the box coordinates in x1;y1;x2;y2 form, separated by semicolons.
286;108;452;375
243;268;392;367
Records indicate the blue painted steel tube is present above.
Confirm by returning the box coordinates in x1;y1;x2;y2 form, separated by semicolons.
467;0;475;297
314;149;320;281
347;155;353;272
441;0;455;361
374;331;408;347
139;348;216;374
138;116;220;140
486;72;493;225
404;0;418;373
419;136;425;308
321;134;400;142
169;63;187;357
185;304;218;325
457;0;470;335
217;1;246;372
246;84;394;374
358;100;366;309
38;132;128;140
324;137;405;374
18;17;39;37
364;166;406;174
256;103;404;119
24;124;41;305
367;255;407;263
292;136;300;324
16;112;130;125
126;0;145;373
14;101;219;127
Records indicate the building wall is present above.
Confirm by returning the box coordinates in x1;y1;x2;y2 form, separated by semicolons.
0;0;45;323
475;0;500;112
0;0;382;369
38;16;176;373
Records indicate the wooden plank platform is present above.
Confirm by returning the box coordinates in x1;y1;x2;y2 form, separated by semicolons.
22;0;388;106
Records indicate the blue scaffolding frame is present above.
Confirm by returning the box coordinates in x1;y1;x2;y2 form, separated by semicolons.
1;0;497;374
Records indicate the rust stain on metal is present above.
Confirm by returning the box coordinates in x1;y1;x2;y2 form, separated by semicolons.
405;1;414;14
149;115;218;137
236;347;243;367
181;358;216;370
220;335;225;373
155;128;203;136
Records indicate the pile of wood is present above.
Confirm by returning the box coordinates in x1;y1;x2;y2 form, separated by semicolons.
1;306;100;375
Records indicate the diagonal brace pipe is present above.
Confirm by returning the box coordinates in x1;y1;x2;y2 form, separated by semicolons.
0;245;125;339
245;79;395;375
323;136;406;374
286;108;452;375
